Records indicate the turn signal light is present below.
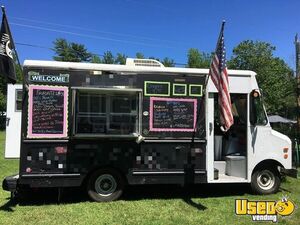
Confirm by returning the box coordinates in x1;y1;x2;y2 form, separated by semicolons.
284;154;288;159
283;147;288;153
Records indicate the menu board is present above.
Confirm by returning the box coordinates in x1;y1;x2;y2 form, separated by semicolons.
173;84;187;96
189;84;203;96
144;81;170;96
149;97;197;132
27;85;68;138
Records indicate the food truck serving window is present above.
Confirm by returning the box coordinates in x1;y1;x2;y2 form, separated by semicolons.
75;89;140;135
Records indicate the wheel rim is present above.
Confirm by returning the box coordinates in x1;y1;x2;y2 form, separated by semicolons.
257;170;275;190
94;174;117;197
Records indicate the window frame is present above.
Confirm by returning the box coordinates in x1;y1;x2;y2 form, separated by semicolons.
72;87;142;137
15;89;23;112
250;90;268;126
189;84;203;97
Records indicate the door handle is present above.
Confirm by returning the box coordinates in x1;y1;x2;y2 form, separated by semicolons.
6;117;10;126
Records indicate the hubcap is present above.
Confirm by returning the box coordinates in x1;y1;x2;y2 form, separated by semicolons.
257;170;275;190
95;174;117;196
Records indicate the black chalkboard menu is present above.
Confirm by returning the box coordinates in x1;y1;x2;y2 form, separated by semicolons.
150;97;197;132
28;85;68;138
145;81;170;96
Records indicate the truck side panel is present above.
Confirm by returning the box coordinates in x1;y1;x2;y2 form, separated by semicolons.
18;68;207;187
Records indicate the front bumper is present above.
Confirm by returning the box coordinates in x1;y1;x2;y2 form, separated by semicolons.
281;168;298;178
2;174;19;192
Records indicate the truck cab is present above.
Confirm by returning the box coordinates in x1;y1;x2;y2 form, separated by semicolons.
206;70;294;194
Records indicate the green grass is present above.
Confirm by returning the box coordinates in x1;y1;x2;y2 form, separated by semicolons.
0;130;300;225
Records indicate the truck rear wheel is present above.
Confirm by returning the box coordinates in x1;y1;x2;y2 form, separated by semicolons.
251;167;280;194
87;169;124;202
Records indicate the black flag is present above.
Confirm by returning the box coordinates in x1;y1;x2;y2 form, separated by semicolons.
0;7;16;84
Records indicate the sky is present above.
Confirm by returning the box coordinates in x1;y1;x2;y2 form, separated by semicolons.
1;0;300;70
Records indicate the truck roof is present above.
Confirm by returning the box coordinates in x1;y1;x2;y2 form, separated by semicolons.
23;60;257;77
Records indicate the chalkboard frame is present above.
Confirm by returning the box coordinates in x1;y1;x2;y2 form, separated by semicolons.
189;84;203;97
149;97;197;132
27;85;68;138
144;81;170;96
173;83;187;96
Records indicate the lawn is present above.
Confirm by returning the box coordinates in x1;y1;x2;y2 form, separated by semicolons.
0;130;299;225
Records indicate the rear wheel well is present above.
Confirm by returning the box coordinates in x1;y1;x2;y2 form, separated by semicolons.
252;159;283;175
82;166;127;188
86;168;125;201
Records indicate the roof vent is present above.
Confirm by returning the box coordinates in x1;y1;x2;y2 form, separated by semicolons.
126;58;164;67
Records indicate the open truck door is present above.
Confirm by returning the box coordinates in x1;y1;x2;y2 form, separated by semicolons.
5;84;22;158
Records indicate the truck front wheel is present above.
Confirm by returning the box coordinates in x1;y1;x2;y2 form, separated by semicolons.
87;169;124;202
251;167;281;194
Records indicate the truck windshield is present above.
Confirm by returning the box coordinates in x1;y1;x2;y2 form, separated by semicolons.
250;91;268;126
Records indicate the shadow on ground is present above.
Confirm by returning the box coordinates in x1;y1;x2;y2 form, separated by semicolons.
0;183;256;211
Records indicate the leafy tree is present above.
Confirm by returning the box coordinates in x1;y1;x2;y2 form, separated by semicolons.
53;38;92;62
162;57;175;67
102;51;115;64
228;40;296;117
15;63;23;83
53;39;69;61
0;74;7;101
90;55;102;63
187;48;211;68
136;52;144;59
0;91;6;114
116;53;127;65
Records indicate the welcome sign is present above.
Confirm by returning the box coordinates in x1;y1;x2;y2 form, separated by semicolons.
29;72;69;83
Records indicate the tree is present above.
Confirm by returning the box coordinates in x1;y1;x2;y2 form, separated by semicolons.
115;53;127;65
102;51;115;64
187;48;211;68
0;91;6;113
161;57;175;67
53;38;92;62
228;40;296;117
90;55;102;63
136;52;144;59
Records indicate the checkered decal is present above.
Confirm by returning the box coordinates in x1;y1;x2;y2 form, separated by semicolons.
136;143;205;170
21;141;205;175
24;146;67;173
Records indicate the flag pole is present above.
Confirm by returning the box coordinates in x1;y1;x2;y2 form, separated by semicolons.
191;21;227;145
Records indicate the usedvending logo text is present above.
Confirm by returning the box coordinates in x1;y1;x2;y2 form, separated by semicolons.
235;197;296;222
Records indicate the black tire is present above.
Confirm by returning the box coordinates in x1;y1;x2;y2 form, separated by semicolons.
251;167;281;195
87;168;124;202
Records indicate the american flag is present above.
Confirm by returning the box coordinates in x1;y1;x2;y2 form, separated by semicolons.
209;21;233;131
